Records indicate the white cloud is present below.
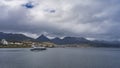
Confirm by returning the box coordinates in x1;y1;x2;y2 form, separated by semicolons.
20;32;38;39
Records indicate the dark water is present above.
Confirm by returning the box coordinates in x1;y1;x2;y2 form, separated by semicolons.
0;48;120;68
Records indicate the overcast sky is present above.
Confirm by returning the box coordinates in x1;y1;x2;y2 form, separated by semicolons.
0;0;120;40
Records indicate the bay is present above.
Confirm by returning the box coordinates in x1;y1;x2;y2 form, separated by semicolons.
0;48;120;68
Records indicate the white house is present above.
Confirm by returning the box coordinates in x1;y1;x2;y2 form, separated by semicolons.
1;39;8;45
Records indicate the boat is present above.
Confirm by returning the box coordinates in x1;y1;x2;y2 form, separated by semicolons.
30;44;46;51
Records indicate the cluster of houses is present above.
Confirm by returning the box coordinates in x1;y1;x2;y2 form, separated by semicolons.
0;39;55;48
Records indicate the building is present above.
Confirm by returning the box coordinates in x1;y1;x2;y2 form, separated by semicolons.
1;39;8;45
9;42;23;45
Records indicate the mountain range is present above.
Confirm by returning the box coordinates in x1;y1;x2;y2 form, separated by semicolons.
0;32;90;44
0;32;120;47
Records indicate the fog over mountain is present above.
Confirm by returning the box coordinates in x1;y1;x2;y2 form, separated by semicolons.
0;0;120;41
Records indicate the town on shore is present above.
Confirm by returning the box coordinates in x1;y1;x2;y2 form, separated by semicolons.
1;38;120;48
0;39;55;48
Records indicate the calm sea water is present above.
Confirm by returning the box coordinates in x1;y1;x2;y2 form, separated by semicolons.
0;48;120;68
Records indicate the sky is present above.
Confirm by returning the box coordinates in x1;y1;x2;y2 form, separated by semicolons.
0;0;120;40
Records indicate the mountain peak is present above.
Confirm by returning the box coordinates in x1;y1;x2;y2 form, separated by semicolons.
40;34;46;37
36;34;50;42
